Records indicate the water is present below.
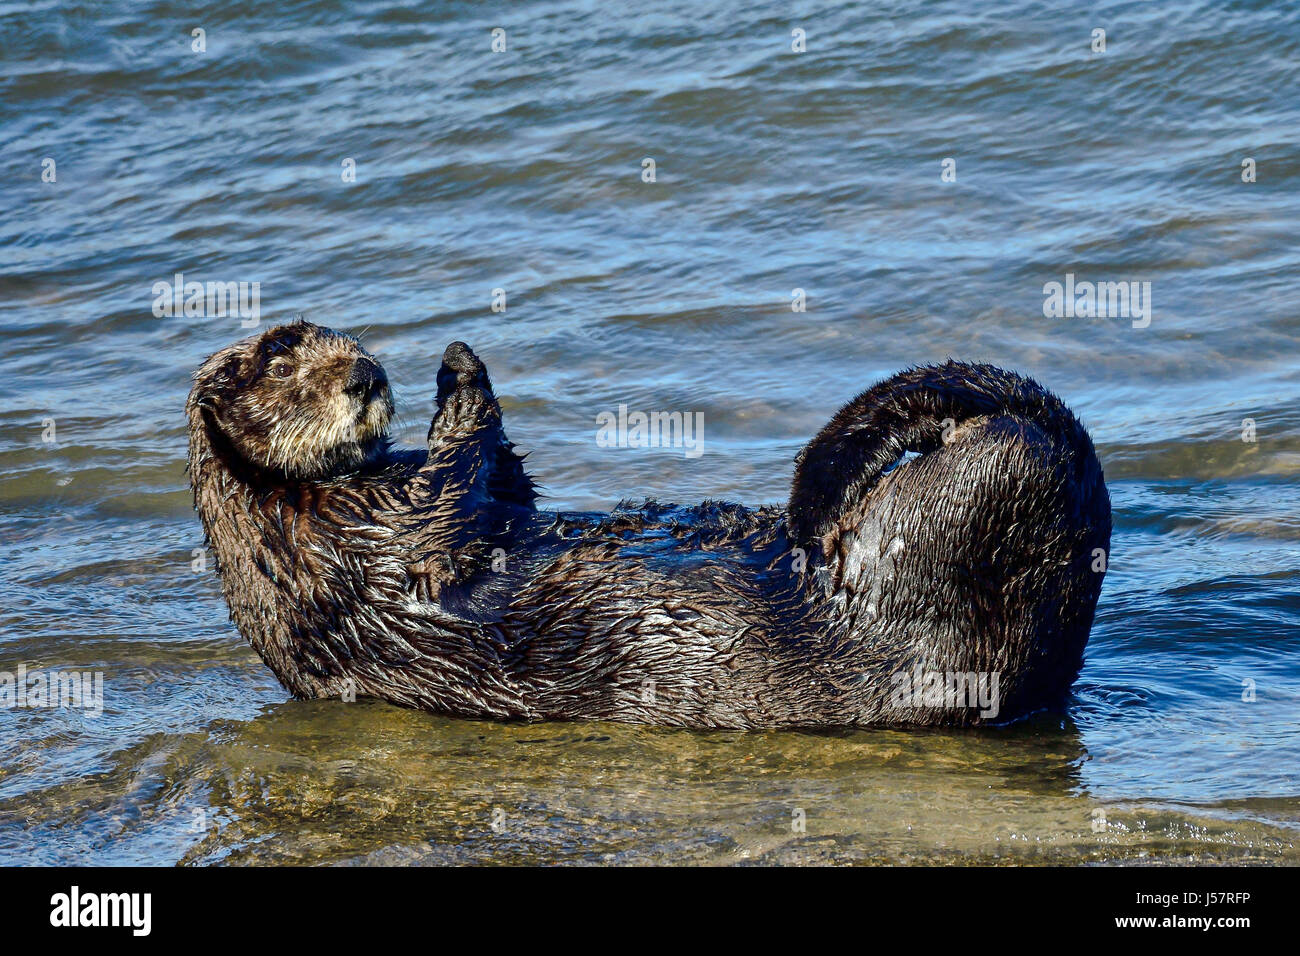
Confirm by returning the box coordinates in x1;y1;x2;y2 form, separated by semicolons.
2;0;1299;865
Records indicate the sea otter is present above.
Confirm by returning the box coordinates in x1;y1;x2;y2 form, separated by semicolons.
187;319;1110;728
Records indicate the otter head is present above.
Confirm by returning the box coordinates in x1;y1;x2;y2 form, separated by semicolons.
188;319;394;480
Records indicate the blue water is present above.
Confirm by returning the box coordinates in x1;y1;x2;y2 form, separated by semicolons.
1;0;1298;864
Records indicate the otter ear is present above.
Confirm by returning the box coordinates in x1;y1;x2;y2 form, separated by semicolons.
191;351;247;411
211;352;247;391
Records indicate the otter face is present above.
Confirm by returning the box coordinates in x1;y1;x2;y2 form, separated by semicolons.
189;320;394;480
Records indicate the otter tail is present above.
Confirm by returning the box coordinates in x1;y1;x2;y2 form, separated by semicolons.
788;361;1103;546
787;361;1111;723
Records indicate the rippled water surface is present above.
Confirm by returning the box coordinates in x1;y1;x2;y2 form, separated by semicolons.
2;0;1299;865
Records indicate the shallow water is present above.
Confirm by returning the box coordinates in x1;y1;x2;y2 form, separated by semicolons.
2;0;1299;865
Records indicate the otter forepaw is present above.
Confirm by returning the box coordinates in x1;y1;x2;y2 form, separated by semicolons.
436;342;492;404
428;342;502;444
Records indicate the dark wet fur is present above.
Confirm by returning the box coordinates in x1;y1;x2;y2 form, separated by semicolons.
187;321;1111;729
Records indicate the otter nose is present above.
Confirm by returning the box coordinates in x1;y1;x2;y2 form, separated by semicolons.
344;357;387;400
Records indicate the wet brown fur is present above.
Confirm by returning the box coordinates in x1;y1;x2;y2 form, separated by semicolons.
187;320;1111;728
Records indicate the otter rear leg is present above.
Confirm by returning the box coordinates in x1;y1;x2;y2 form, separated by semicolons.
825;413;1109;725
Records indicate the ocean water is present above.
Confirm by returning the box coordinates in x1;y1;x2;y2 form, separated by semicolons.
1;0;1298;865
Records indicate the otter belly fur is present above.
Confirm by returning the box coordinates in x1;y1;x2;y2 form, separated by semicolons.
186;320;1111;729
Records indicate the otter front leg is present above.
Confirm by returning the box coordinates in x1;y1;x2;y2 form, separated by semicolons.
403;343;537;600
422;342;536;508
429;342;499;446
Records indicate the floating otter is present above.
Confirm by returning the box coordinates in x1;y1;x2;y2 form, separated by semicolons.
187;320;1110;728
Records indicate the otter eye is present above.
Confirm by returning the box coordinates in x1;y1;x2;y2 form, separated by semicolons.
269;360;293;379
